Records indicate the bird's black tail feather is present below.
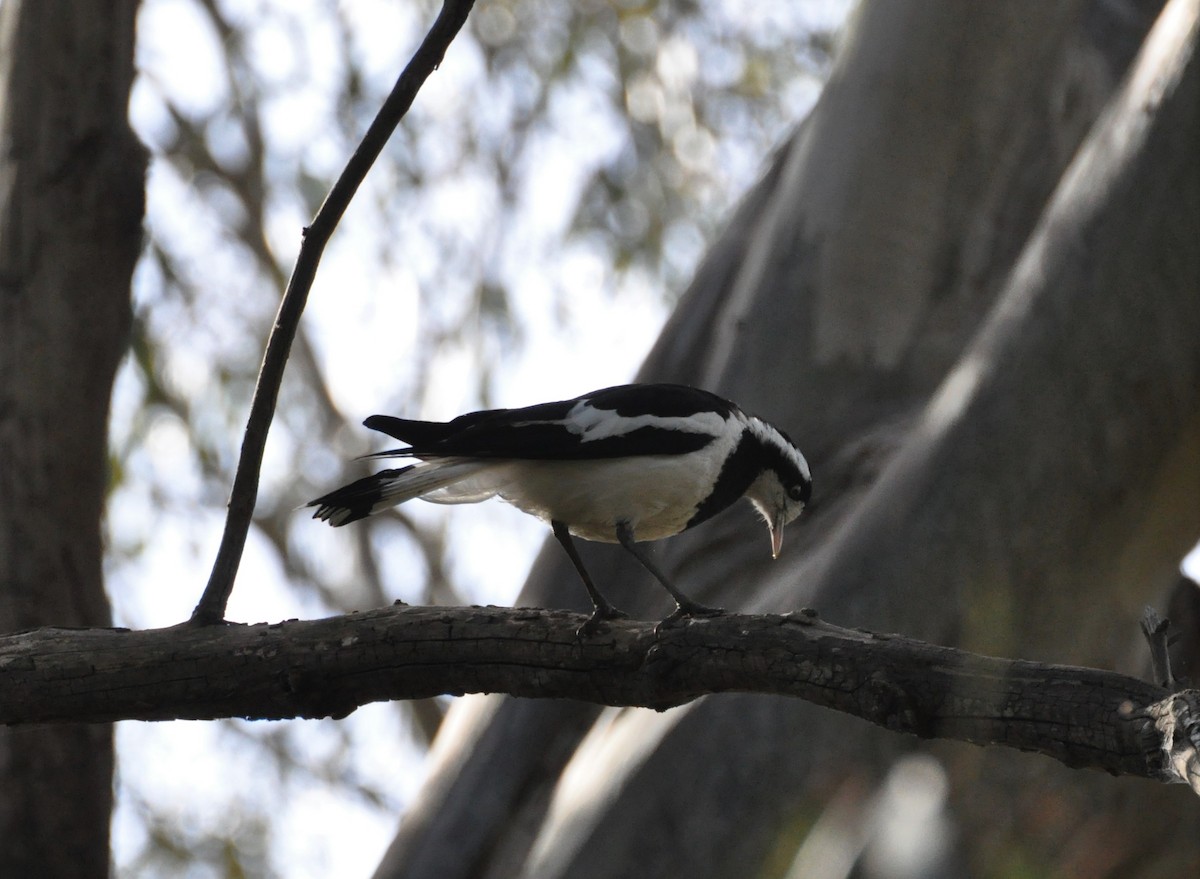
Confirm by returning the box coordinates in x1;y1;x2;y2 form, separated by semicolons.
309;459;499;525
308;467;416;526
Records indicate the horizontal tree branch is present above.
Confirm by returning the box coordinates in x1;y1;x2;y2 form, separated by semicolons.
0;605;1184;784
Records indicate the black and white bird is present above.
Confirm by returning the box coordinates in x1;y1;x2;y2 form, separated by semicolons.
309;383;812;626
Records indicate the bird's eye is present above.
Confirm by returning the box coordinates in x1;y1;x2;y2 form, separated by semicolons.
788;485;805;501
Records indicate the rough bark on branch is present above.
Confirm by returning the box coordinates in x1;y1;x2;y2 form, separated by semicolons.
0;606;1179;781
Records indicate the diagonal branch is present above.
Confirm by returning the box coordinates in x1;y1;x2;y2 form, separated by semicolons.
0;605;1182;786
191;0;478;624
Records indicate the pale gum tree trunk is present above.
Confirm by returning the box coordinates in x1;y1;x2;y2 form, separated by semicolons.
0;1;145;874
376;1;1200;877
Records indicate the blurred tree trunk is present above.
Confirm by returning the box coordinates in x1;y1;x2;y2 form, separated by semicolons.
0;1;145;874
376;1;1200;878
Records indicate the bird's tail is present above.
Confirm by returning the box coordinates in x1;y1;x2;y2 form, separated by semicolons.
308;460;498;526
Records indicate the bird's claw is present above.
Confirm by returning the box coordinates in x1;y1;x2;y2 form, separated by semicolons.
576;604;629;637
655;601;725;632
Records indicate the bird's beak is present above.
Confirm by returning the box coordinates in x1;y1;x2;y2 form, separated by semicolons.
769;510;785;559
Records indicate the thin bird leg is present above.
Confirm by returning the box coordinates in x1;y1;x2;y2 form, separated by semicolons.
551;520;628;625
615;521;723;620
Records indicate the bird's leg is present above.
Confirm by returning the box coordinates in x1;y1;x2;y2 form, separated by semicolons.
615;521;723;622
551;520;628;630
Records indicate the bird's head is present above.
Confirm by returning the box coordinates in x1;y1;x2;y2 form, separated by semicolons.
744;417;812;559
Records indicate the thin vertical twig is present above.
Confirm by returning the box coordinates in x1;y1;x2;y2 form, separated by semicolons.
191;0;478;624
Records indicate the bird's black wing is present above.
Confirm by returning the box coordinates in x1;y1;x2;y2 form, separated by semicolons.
578;384;736;418
364;384;736;461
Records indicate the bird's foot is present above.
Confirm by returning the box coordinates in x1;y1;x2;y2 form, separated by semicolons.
656;601;725;632
576;603;630;637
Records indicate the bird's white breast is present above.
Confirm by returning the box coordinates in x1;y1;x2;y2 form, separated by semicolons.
493;431;739;543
